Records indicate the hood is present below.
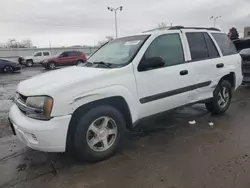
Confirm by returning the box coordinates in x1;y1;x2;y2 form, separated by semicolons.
1;58;18;64
17;66;110;96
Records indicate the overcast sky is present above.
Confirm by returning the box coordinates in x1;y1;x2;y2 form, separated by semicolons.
0;0;249;47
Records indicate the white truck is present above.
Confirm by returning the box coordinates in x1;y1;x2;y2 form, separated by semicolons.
20;51;51;67
9;26;243;162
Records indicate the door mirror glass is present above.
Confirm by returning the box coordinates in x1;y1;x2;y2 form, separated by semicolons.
138;57;165;71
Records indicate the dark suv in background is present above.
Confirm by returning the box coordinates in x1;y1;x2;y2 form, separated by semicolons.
43;51;87;69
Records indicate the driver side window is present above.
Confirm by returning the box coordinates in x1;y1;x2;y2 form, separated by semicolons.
144;33;185;67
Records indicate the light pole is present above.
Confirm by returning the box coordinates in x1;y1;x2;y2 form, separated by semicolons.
107;6;123;38
210;16;222;27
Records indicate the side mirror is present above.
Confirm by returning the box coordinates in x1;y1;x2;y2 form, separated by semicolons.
138;57;165;71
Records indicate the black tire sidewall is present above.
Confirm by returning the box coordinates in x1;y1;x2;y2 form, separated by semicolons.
26;60;33;67
73;105;126;162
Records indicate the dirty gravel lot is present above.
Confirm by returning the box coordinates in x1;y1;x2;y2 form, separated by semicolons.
1;67;250;188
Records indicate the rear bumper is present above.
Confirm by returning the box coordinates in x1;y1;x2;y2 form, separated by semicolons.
9;104;71;152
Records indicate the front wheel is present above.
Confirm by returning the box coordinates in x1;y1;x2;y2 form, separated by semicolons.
26;60;33;67
3;65;14;73
73;106;127;162
205;80;232;114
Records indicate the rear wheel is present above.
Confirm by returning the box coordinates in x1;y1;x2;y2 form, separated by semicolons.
205;80;232;114
48;62;56;70
26;60;33;67
73;106;126;162
3;65;14;73
76;60;84;65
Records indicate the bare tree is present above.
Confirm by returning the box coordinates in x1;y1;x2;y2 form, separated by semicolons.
5;38;33;48
157;22;168;29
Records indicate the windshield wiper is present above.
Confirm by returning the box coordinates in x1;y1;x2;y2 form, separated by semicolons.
93;61;113;68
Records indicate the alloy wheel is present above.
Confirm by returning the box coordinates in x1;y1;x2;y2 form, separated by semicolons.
86;116;118;152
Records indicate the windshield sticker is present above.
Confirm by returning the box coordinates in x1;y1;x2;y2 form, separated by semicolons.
124;40;140;46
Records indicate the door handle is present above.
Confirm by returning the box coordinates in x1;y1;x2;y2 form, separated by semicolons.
180;70;188;76
216;63;224;68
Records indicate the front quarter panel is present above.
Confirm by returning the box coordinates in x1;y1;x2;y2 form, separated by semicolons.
50;65;140;123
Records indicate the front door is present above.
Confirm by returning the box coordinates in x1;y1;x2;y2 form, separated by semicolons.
57;52;71;66
33;52;42;63
134;32;198;118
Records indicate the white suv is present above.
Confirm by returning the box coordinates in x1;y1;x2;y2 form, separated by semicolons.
9;27;242;161
20;51;51;67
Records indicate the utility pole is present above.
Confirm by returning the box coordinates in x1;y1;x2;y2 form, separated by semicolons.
210;16;222;27
107;6;123;38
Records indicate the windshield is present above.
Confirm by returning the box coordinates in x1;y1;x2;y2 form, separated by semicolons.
87;35;150;65
240;48;250;55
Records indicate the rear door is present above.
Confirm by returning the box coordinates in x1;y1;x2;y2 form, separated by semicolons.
182;31;221;102
68;51;80;65
42;51;51;61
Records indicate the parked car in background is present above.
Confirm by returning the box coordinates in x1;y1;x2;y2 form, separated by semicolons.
42;51;87;69
0;58;21;73
240;48;250;84
19;51;51;67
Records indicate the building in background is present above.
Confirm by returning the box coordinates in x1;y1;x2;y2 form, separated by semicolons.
244;27;250;38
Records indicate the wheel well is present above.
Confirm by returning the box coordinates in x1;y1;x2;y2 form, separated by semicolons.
66;96;133;151
26;59;33;63
220;72;236;89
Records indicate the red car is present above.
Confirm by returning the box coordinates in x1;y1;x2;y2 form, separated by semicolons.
42;51;87;69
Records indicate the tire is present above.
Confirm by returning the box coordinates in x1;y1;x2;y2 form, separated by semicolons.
76;60;84;65
3;65;14;73
26;60;33;67
48;62;56;70
73;105;127;162
205;80;232;114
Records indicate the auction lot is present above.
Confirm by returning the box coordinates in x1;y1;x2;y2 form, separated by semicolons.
1;67;250;188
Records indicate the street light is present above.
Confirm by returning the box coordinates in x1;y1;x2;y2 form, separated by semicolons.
107;6;123;38
210;16;222;27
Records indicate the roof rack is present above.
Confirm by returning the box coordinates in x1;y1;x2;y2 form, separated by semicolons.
142;26;221;33
168;26;221;31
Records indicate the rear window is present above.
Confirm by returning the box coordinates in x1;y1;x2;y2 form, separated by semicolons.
211;33;237;56
186;32;209;61
43;52;50;56
68;51;81;56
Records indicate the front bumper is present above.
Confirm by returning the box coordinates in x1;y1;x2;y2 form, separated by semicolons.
13;66;21;71
9;104;71;152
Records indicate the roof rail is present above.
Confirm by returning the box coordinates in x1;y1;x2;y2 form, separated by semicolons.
142;26;221;33
142;26;171;33
168;26;221;31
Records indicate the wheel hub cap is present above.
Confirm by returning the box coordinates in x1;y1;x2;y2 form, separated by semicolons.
98;129;107;139
86;116;118;152
218;86;229;108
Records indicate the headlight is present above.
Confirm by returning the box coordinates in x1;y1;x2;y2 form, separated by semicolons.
26;96;53;120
